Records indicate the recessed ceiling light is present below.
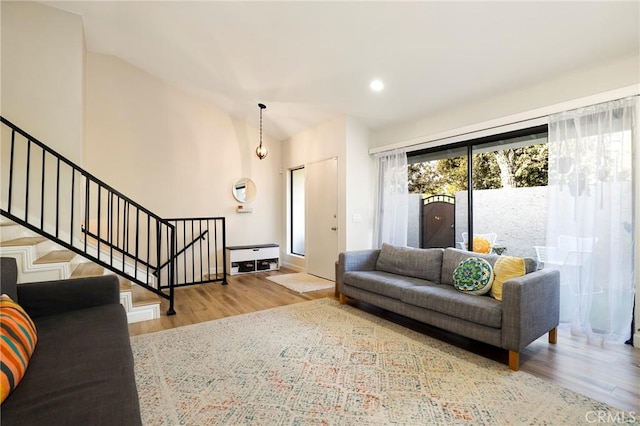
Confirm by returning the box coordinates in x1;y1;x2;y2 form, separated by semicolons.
370;79;384;92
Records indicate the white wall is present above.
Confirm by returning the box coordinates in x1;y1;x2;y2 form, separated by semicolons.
85;53;281;247
280;116;346;270
1;1;85;163
372;54;640;149
345;118;374;251
0;2;85;240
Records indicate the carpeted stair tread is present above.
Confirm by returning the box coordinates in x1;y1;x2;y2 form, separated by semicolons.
71;262;105;278
0;237;47;247
34;250;76;264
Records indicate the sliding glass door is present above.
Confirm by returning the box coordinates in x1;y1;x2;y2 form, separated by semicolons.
408;126;548;256
471;132;548;258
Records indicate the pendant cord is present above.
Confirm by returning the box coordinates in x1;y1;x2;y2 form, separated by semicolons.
259;107;263;148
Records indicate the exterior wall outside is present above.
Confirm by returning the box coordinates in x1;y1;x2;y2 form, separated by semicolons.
455;186;547;259
85;53;281;248
406;194;422;248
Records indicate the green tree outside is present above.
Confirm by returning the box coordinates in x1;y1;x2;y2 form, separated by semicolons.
408;143;548;196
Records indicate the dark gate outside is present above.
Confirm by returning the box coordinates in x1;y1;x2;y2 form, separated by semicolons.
421;195;455;248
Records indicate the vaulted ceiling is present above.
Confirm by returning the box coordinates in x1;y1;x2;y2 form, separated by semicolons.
48;1;639;141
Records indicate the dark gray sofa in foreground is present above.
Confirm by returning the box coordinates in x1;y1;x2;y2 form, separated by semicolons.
337;245;560;370
0;257;142;426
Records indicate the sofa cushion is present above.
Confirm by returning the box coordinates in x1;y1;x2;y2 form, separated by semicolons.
442;248;498;286
343;270;436;300
490;256;526;301
453;257;494;295
0;258;19;302
1;304;142;426
401;284;503;328
0;294;38;403
442;248;537;286
375;244;444;283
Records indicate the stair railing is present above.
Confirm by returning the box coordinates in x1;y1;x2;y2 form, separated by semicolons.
162;218;228;287
0;116;226;315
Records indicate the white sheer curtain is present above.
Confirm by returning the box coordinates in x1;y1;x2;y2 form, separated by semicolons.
546;96;637;346
373;149;408;248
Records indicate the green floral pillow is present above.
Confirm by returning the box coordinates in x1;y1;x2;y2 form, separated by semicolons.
453;257;494;295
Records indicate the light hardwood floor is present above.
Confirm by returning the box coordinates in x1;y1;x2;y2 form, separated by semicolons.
129;268;640;414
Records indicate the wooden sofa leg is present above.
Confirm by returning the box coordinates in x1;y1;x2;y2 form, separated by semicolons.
338;293;346;305
548;327;558;344
508;351;520;371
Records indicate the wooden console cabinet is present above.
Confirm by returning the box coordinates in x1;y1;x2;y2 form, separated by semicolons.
226;244;280;275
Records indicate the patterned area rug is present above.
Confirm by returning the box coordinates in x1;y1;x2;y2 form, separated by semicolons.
266;272;334;293
131;299;628;425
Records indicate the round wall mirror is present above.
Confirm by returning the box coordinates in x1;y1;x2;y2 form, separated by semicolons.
232;178;257;203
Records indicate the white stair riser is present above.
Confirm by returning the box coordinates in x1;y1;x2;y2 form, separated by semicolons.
1;224;161;324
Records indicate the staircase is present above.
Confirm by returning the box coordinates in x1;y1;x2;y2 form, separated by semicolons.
0;218;161;323
1;116;228;319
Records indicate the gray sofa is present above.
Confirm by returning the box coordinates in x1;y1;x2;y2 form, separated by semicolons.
0;257;142;426
337;245;560;370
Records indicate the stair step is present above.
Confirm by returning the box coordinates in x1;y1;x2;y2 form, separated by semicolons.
71;263;105;278
34;250;76;264
0;237;47;247
117;276;161;307
131;284;161;307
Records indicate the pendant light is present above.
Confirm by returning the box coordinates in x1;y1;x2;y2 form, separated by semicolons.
256;103;268;160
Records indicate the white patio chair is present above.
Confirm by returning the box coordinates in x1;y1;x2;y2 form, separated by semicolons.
461;232;497;253
540;235;601;296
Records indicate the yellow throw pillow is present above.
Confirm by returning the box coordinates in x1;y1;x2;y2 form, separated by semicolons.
0;294;38;403
466;237;492;254
490;256;526;301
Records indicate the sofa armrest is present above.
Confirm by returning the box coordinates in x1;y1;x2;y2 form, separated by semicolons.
501;269;560;351
337;249;380;293
17;275;121;318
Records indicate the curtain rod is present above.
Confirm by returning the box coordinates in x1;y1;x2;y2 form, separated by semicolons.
369;84;640;155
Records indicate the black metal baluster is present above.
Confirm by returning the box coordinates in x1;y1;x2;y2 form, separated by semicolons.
109;192;114;266
183;220;187;285
146;214;150;285
70;169;75;244
116;196;121;252
213;219;218;280
156;219;161;287
40;149;45;230
84;175;89;253
134;206;140;280
221;217;227;283
168;224;176;315
55;158;60;239
97;184;101;260
191;220;195;282
25;139;31;222
7;129;15;213
123;201;128;268
198;220;203;281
